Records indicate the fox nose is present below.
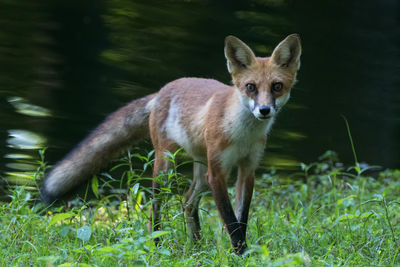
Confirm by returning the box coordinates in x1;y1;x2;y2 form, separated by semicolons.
259;105;270;116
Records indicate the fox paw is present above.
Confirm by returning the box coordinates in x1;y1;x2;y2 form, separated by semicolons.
232;240;247;256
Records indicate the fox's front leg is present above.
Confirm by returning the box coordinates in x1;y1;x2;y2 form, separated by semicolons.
206;158;246;255
235;163;255;238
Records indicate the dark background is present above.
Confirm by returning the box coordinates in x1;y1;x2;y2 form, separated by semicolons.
1;0;400;187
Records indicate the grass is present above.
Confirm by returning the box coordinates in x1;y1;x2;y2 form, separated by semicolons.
1;149;400;266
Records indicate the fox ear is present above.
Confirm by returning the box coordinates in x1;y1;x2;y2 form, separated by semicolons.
271;34;302;69
224;36;256;74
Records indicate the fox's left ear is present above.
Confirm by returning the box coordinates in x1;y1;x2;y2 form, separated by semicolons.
271;34;302;70
224;35;257;74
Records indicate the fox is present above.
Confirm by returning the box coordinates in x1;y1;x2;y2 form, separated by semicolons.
40;34;301;255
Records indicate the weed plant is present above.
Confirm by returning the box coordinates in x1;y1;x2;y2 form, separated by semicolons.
0;149;399;266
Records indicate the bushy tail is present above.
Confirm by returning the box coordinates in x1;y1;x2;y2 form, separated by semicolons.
40;93;157;203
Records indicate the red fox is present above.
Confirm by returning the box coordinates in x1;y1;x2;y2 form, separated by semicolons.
40;34;301;255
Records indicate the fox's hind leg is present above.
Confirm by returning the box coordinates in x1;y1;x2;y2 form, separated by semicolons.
185;161;208;240
148;111;178;244
148;147;176;244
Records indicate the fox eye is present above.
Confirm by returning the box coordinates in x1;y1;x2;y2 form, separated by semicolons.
272;82;283;93
246;83;257;93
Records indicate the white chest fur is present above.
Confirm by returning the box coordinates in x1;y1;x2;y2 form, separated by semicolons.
220;100;275;173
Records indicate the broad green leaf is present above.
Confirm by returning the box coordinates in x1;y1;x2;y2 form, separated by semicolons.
272;252;305;266
47;213;71;229
163;151;174;159
382;188;387;198
130;183;140;196
92;175;99;198
59;226;72;237
36;256;59;264
151;230;170;239
158;247;171;256
97;246;118;253
147;150;155;159
77;225;92;242
133;153;148;161
337;195;357;207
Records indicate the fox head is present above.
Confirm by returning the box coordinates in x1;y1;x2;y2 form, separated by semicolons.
224;34;301;121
